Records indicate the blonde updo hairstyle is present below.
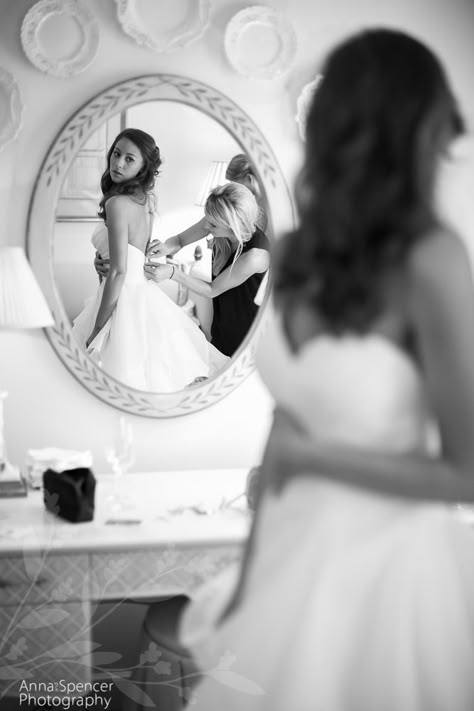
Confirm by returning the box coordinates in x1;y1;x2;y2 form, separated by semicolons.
205;182;259;276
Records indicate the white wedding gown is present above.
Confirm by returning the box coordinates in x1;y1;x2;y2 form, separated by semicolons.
180;309;474;711
72;225;228;392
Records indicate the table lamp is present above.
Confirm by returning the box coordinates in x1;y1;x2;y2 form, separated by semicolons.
0;246;53;493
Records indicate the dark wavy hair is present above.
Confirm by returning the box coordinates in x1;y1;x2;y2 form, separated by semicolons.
275;28;464;346
98;128;162;221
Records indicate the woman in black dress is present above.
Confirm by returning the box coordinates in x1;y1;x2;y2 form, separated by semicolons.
145;182;270;356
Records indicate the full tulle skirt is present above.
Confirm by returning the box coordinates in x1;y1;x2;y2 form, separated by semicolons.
180;478;474;711
72;278;228;392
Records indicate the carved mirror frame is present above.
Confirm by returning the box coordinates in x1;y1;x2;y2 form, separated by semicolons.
27;74;295;417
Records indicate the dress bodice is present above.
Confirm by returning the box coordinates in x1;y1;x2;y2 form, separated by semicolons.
256;308;433;454
91;223;109;257
91;224;145;285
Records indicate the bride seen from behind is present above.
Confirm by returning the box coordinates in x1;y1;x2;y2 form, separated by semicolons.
72;128;228;392
178;28;474;711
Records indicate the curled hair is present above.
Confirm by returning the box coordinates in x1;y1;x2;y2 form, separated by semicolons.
98;128;162;221
204;182;258;275
274;28;465;345
225;153;262;200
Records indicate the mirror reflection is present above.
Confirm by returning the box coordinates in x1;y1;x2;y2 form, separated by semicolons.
53;101;271;393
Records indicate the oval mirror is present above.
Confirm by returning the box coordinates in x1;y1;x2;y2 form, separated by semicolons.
27;74;295;417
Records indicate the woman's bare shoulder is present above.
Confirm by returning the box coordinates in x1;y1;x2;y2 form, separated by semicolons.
407;226;470;286
241;246;270;272
105;193;143;215
406;225;474;329
105;194;132;213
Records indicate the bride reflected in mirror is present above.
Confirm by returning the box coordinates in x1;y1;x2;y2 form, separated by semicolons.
71;127;229;392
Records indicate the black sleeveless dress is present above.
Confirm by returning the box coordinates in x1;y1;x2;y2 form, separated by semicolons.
211;228;270;357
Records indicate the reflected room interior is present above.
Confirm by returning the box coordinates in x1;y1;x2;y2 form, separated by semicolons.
53;100;267;394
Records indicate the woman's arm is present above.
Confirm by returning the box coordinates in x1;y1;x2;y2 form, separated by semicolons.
146;247;269;298
258;407;474;503
86;197;128;347
147;217;210;258
408;229;474;484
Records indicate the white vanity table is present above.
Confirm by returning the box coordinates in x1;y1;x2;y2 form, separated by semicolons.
0;469;250;700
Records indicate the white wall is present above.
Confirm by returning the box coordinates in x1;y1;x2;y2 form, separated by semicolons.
0;0;473;473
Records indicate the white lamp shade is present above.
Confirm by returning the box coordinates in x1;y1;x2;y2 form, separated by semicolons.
195;160;229;206
0;247;54;329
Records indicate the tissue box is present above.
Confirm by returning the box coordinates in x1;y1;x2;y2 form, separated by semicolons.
43;467;96;523
25;448;93;489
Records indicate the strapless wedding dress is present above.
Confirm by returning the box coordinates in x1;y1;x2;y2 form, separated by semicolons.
180;309;474;711
72;225;228;392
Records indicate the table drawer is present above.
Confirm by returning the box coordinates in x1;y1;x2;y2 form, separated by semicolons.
91;545;243;599
0;554;89;605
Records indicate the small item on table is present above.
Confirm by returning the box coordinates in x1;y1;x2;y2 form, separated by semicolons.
43;467;96;523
